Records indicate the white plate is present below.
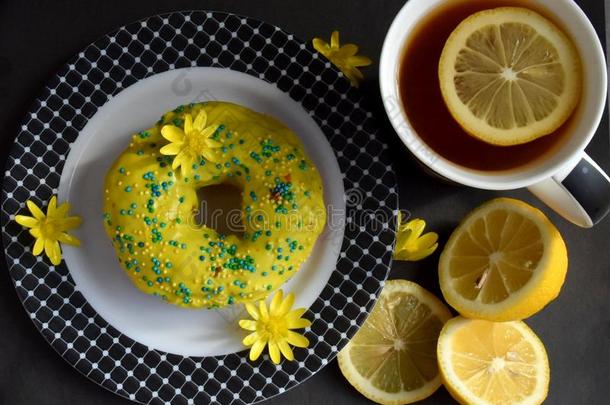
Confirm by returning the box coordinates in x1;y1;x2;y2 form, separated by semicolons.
59;67;345;356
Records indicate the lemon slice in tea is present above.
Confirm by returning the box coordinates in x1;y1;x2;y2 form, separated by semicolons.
337;280;452;404
439;7;581;146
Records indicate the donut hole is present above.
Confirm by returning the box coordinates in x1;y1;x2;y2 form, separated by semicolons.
195;183;245;237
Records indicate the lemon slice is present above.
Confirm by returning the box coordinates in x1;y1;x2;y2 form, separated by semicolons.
439;7;582;146
438;317;550;405
439;198;567;321
338;280;452;404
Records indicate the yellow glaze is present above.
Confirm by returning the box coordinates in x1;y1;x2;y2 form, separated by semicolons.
103;102;326;308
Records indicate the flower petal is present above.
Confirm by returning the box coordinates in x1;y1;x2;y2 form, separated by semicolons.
201;149;219;163
285;308;306;323
61;216;82;231
54;202;71;218
258;300;269;321
418;244;440;261
249;338;267;361
406;219;426;239
345;68;363;87
417;232;439;249
242;331;259;346
204;137;223;149
160;143;183;156
343;67;363;87
172;152;185;170
269;289;283;317
336;44;358;58
15;215;38;228
245;302;260;320
161;125;185;143
183;113;193;134
43;238;53;257
45;239;62;265
397;211;404;227
51;240;63;265
277;339;294;361
395;228;414;250
395;250;422;262
393;247;407;259
175;152;195;177
394;243;438;262
26;200;45;220
199;125;217;138
312;38;330;56
268;339;281;364
47;196;58;217
286;331;309;348
29;228;41;238
57;232;80;247
286;317;311;330
32;237;45;256
193;110;208;131
419;243;439;258
277;292;295;317
330;31;340;49
239;319;258;332
347;55;373;67
179;164;192;178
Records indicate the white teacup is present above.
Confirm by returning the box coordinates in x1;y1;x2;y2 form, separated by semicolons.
380;0;610;227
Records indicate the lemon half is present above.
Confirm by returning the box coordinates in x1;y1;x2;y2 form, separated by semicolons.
439;7;582;146
439;198;568;321
438;317;550;405
338;280;452;404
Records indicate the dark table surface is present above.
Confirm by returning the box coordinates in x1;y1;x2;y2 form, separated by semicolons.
1;1;609;404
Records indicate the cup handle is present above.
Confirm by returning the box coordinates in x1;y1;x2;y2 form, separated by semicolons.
527;154;610;227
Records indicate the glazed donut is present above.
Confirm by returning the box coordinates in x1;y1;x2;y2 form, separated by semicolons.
103;102;326;308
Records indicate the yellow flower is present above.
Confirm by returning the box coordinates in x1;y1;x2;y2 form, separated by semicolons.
14;196;81;265
312;31;372;87
239;290;311;364
394;211;439;261
160;109;222;177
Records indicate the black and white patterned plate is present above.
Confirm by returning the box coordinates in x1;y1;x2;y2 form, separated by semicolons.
1;11;397;405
